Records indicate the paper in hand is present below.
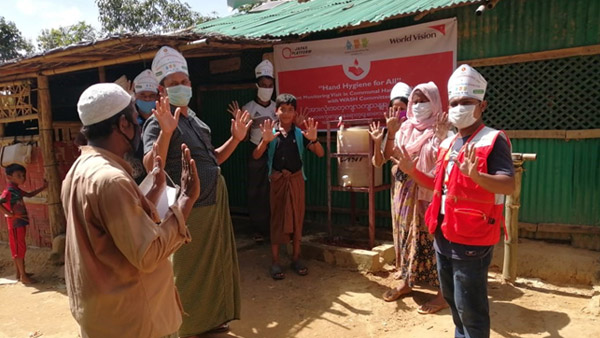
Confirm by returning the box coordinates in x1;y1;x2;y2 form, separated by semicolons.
138;174;177;220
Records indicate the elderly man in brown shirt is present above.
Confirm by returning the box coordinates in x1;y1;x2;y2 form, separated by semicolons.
62;83;200;338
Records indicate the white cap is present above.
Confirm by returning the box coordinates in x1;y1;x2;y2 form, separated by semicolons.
255;59;274;79
447;64;487;101
133;70;159;93
390;82;412;101
77;83;132;126
113;75;129;92
152;46;189;83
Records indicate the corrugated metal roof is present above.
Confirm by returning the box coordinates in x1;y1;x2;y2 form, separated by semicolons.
195;0;480;38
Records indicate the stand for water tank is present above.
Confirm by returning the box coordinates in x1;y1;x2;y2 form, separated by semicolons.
326;118;391;249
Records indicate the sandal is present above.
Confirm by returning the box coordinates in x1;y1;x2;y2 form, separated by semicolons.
382;287;411;302
270;264;285;280
290;260;308;276
206;322;230;333
417;295;448;315
253;233;265;243
417;302;449;315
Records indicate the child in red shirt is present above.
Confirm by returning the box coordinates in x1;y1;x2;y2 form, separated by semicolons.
0;164;47;284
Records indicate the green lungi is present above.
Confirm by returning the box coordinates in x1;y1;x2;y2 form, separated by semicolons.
173;175;241;336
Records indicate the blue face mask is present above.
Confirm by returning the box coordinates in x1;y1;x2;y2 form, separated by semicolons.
136;99;156;115
166;85;192;107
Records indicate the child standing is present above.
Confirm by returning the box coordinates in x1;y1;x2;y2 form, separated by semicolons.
253;94;324;280
0;164;47;284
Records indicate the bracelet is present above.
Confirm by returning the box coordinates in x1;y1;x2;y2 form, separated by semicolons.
308;139;318;145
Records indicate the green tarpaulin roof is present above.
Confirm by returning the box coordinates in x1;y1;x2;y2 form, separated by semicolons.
195;0;479;38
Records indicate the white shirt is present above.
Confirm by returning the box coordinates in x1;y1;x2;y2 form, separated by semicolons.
243;99;277;145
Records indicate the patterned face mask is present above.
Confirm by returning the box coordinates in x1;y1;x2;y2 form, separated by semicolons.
166;85;192;107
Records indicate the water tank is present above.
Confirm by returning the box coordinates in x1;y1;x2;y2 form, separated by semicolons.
337;126;382;187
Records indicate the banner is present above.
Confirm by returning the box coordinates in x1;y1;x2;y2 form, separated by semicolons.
274;18;457;128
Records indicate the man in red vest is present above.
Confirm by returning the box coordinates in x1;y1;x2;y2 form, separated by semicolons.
395;64;515;338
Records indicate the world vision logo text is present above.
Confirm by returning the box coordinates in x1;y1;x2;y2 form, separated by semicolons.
389;25;445;45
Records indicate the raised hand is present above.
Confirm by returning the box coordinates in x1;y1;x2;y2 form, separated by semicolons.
434;111;450;140
457;143;480;179
227;100;240;117
180;143;200;202
260;119;280;143
149;143;166;190
231;109;253;141
153;95;180;135
393;145;417;175
295;107;310;127
385;107;404;136
368;121;383;143
301;117;318;141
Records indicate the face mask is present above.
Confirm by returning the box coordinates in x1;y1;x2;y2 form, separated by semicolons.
256;86;274;102
166;85;192;107
448;104;478;129
119;118;141;153
136;99;156;115
411;102;433;121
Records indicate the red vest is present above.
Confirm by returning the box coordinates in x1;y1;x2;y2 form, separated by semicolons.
424;125;511;246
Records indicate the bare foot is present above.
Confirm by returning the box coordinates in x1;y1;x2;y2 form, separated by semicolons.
417;292;448;314
20;276;38;285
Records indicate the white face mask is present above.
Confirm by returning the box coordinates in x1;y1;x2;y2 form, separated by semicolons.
257;86;274;102
448;104;478;129
411;102;433;121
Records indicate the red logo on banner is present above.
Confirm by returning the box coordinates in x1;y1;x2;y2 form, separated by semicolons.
428;24;446;35
282;46;311;59
348;59;364;76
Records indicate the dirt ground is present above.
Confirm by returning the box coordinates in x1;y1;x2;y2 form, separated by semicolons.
0;238;599;338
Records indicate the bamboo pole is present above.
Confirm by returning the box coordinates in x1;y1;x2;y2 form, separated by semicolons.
41;51;157;76
19;39;124;64
36;75;66;253
503;153;536;283
0;114;40;124
98;66;106;82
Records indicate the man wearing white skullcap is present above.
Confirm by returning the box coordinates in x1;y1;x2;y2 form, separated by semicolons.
226;58;277;244
133;69;159;123
123;69;160;184
143;46;250;336
63;82;200;338
395;64;515;338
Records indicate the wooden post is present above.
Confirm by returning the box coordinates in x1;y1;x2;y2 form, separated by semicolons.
37;75;66;252
502;166;522;282
368;128;375;249
98;66;106;82
503;153;536;282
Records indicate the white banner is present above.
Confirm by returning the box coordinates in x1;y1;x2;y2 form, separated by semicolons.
273;18;457;127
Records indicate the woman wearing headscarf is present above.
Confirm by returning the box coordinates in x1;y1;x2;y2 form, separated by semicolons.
369;81;450;314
